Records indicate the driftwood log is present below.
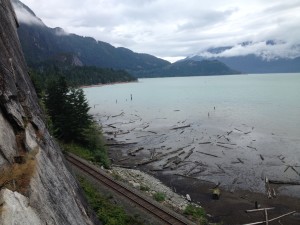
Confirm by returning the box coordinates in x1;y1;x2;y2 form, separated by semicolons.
268;179;300;185
197;151;220;158
170;124;191;130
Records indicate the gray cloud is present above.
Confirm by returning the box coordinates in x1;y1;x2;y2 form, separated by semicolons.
198;41;300;60
18;0;300;62
13;0;44;26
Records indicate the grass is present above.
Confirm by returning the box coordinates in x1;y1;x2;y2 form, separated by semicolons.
152;192;166;202
0;148;38;194
63;142;110;169
111;171;122;181
184;204;208;224
63;123;111;169
63;142;94;161
78;176;144;225
140;185;150;192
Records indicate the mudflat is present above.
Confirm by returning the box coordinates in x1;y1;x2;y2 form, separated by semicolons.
103;117;300;224
85;75;300;224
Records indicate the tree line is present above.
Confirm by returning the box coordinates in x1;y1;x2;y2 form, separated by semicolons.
30;63;137;90
30;65;122;168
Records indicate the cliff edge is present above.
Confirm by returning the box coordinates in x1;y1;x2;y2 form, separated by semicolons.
0;1;96;224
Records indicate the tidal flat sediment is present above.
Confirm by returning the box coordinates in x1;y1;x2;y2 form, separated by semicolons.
95;110;300;224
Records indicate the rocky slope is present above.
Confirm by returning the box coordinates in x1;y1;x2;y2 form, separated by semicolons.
0;1;98;224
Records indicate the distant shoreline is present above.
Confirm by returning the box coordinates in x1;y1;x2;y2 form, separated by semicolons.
80;80;138;89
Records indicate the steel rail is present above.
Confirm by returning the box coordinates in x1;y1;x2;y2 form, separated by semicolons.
65;153;195;225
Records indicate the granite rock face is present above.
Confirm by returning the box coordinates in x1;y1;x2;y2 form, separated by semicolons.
0;188;43;225
0;1;97;224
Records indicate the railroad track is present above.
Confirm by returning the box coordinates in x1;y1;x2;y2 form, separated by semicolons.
65;153;195;225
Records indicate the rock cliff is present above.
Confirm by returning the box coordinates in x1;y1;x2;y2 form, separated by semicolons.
0;1;97;224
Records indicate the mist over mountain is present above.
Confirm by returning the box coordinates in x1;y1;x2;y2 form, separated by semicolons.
189;41;300;73
13;0;240;78
12;0;169;72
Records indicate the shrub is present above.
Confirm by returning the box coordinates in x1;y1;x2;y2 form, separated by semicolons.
63;143;94;161
140;185;150;192
78;176;143;225
184;204;208;224
63;141;110;169
111;171;122;181
153;192;166;202
94;150;110;169
66;123;111;169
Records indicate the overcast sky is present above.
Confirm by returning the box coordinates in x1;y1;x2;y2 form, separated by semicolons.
16;0;300;62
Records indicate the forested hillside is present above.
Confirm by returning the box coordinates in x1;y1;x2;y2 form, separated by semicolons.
30;57;137;89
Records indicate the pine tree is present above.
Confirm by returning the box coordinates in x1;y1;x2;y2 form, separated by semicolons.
45;76;68;139
45;76;93;142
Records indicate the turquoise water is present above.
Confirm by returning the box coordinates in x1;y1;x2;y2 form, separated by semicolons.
84;73;300;194
85;73;300;138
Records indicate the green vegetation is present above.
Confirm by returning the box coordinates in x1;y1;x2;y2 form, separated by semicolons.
30;62;137;88
136;59;241;78
184;204;208;224
78;176;144;225
140;185;150;192
152;192;166;202
63;141;109;169
111;171;122;181
44;77;92;142
31;70;110;168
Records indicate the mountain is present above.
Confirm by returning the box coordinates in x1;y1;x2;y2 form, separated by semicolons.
137;59;241;77
12;0;170;73
189;44;300;74
13;0;240;78
30;53;137;88
17;23;170;73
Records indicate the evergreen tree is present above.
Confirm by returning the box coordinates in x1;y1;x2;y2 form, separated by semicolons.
44;76;92;142
64;88;92;142
45;76;68;139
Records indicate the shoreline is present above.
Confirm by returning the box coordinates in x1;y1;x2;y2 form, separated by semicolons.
87;75;300;224
105;135;300;224
80;80;138;89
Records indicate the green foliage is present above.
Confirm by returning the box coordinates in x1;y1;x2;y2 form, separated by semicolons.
30;72;110;169
82;124;110;168
140;185;150;192
63;143;94;162
63;134;110;169
152;192;166;202
30;61;137;89
44;76;92;142
111;171;122;181
135;59;241;78
78;176;144;225
184;204;208;224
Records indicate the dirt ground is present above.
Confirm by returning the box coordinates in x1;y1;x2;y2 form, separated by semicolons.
154;171;300;225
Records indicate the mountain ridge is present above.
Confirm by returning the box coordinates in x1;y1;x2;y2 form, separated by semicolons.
189;42;300;73
13;0;241;78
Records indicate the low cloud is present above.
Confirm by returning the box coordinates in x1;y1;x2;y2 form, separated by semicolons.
17;0;300;59
198;41;300;60
53;27;69;36
12;1;44;26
